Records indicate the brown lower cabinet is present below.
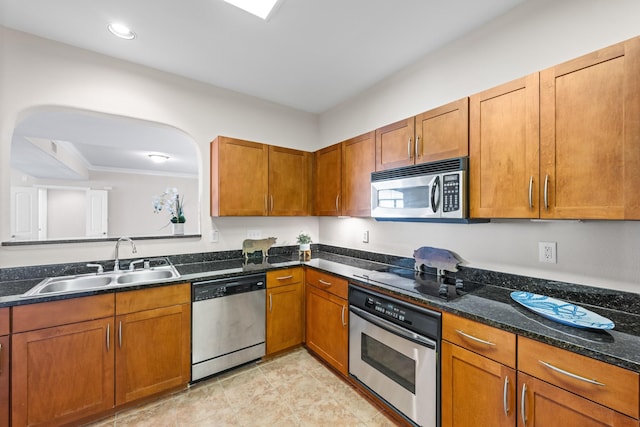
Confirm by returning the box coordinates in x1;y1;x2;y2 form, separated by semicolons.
441;342;516;427
11;283;191;426
304;269;348;375
1;307;12;427
266;268;304;356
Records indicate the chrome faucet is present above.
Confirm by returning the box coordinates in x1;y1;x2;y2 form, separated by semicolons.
114;237;137;271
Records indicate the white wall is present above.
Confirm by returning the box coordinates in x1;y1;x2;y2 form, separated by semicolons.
318;0;640;294
0;27;319;266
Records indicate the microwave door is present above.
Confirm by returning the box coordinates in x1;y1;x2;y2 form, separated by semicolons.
371;174;441;219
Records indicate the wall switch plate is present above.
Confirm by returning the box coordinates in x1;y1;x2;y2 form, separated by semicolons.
210;230;219;243
247;229;262;239
363;230;369;243
538;241;557;263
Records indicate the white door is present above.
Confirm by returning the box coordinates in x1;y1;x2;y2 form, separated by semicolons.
10;186;39;241
86;190;108;237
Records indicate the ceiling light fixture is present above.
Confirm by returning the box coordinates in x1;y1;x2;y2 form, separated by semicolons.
148;154;170;163
223;0;281;20
107;22;136;40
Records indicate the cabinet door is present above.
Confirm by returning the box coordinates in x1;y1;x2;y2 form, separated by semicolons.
469;73;540;218
342;132;375;217
375;117;415;171
415;97;469;163
518;372;638;427
12;318;115;427
211;136;269;216
269;146;311;216
540;37;640;219
441;342;515;427
115;303;190;405
266;282;304;355
0;335;9;427
314;143;342;216
305;284;348;375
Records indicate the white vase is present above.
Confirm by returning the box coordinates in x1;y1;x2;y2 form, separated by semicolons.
299;243;311;251
172;222;185;235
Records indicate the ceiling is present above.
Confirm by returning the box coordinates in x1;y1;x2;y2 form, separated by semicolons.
0;0;527;114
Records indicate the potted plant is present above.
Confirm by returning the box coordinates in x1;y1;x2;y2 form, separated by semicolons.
296;232;312;250
153;187;186;234
296;232;312;261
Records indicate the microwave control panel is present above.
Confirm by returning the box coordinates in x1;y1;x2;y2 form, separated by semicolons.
442;173;460;213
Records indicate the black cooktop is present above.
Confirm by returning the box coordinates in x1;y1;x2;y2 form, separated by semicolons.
353;266;483;301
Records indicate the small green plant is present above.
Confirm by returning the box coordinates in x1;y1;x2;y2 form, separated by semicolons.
296;232;312;245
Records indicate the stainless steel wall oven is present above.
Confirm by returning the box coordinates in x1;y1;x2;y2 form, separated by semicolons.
349;285;441;427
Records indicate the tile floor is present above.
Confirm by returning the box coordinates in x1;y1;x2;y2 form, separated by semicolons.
87;348;399;426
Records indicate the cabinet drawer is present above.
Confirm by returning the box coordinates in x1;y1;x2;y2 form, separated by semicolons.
0;308;8;335
305;269;348;300
518;336;639;419
13;294;115;333
116;283;190;315
267;267;303;288
442;312;516;368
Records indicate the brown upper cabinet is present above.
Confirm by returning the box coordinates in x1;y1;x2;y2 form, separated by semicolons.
211;136;311;216
375;98;469;171
314;132;375;217
539;36;640;220
469;73;540;219
471;36;640;220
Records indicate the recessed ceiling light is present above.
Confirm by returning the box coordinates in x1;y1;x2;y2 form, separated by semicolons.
108;22;136;40
148;154;170;163
223;0;281;20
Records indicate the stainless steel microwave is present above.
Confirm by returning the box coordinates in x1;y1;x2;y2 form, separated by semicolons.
371;157;469;222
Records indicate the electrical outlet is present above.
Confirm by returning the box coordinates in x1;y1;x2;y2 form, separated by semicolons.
247;229;262;239
210;230;219;243
363;230;369;243
538;241;557;263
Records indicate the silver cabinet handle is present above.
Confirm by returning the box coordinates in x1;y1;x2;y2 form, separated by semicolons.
415;136;420;159
270;195;274;212
335;194;340;213
106;323;110;352
528;176;533;209
503;375;510;416
455;329;496;346
269;293;273;312
341;305;347;327
118;320;123;348
0;342;3;374
543;174;549;210
276;275;294;280
521;383;527;425
538;360;605;386
407;138;412;160
318;279;332;286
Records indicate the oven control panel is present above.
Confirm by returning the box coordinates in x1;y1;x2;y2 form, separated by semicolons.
365;296;411;324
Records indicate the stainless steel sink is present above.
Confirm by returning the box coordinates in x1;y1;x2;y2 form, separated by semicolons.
115;269;177;284
22;263;181;297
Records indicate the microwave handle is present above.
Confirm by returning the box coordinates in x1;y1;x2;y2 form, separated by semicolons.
431;175;441;213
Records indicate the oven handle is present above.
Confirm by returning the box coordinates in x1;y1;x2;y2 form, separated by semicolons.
350;305;436;349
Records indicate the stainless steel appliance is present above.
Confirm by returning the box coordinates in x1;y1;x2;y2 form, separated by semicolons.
191;273;266;381
371;156;469;222
349;285;441;427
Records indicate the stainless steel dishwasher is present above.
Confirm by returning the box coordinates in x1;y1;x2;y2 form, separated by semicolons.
191;273;266;382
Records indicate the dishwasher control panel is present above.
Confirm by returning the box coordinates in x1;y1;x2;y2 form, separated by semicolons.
192;274;265;301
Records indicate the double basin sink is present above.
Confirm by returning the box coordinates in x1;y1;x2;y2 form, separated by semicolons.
22;263;181;297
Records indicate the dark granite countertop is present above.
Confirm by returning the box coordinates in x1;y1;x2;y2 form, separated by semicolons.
1;247;639;374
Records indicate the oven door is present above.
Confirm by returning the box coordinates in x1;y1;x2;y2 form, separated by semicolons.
371;173;441;219
349;306;437;427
